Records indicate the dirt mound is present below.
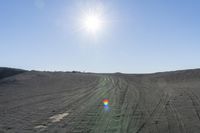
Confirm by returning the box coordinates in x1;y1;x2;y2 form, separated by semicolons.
1;68;200;133
0;67;26;80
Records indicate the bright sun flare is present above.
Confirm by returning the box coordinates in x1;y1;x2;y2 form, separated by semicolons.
81;11;104;34
84;15;102;33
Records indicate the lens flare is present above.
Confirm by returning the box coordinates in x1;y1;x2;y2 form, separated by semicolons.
103;99;109;111
103;99;109;106
104;104;109;111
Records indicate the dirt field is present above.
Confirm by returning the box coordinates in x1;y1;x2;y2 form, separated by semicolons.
1;69;200;133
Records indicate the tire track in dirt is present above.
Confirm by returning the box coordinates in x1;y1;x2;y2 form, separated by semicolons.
166;101;186;133
104;78;127;133
164;89;187;133
91;76;139;133
0;78;100;133
116;77;146;133
135;90;170;133
91;77;121;133
184;89;200;121
38;76;114;133
33;77;104;132
1;78;100;113
120;82;140;133
68;77;115;133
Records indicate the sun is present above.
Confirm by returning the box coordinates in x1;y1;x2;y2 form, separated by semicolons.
81;9;104;35
84;14;102;33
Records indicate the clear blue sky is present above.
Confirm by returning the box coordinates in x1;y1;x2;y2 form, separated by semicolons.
1;0;200;73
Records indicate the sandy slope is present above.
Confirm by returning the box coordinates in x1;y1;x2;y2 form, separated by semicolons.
0;69;200;133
